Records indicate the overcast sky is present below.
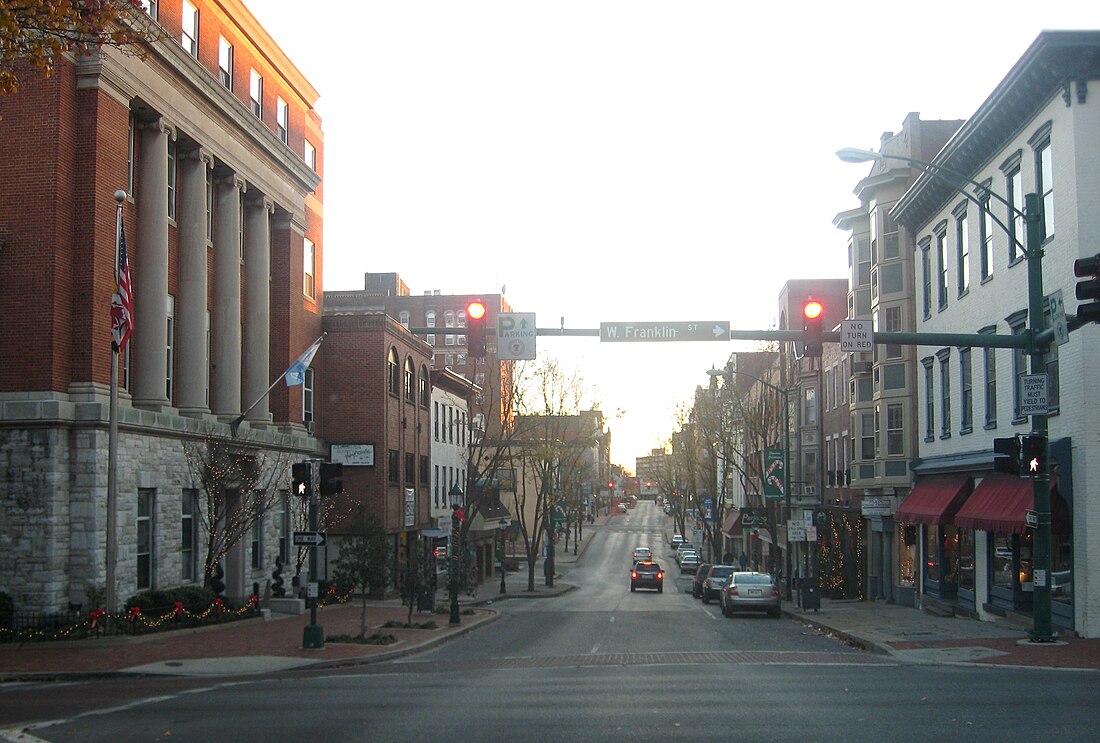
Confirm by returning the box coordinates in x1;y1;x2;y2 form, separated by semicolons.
247;1;1097;467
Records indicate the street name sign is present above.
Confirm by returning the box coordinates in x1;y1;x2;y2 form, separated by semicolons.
293;531;326;546
840;319;873;352
497;312;537;360
600;321;729;342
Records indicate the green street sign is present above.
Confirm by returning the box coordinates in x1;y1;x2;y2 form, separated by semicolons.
763;449;786;500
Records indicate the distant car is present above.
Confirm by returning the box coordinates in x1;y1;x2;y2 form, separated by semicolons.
632;547;653;564
721;571;781;618
701;565;737;604
676;548;698;566
433;546;447;559
617;503;629;513
679;553;701;574
671;534;686;550
692;563;714;598
631;561;664;592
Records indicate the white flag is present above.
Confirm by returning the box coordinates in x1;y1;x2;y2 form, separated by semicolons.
284;335;324;386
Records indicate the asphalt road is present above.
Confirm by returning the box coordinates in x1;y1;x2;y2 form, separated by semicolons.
9;502;1100;742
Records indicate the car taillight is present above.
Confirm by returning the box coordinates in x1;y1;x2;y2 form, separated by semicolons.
728;586;739;596
657;572;663;579
770;587;780;597
631;571;638;579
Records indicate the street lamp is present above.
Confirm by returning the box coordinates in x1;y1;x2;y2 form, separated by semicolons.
708;366;795;599
838;147;1056;643
448;483;464;626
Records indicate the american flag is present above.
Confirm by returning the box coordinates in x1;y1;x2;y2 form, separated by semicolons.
111;218;134;351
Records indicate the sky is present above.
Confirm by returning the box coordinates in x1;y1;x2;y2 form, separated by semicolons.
247;1;1097;467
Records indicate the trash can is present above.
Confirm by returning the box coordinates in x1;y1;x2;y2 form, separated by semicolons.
801;575;820;611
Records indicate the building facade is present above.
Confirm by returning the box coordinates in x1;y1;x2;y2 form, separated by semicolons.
885;31;1100;637
0;1;325;611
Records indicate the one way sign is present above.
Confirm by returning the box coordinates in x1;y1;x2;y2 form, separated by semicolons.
293;531;326;547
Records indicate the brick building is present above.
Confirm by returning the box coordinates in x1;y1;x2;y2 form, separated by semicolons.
0;1;324;611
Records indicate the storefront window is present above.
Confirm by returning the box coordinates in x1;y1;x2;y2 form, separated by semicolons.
943;526;960;586
958;530;975;592
1019;532;1033;592
899;524;916;587
992;535;1014;590
1052;533;1072;605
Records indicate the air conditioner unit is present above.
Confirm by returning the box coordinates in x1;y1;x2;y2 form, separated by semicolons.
803;485;816;496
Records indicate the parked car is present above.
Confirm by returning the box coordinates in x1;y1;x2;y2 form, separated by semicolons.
692;564;714;598
433;546;447;560
701;565;737;604
671;534;686;550
632;546;653;564
676;548;698;566
721;571;781;618
630;561;664;592
679;553;701;574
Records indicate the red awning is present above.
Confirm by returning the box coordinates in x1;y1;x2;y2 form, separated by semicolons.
955;474;1068;535
895;475;972;526
721;511;742;536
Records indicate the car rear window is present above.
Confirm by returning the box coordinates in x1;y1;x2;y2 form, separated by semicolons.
636;563;661;573
710;566;735;579
734;573;774;586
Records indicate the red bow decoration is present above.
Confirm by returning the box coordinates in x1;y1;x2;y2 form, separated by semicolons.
213;597;224;612
89;609;105;628
249;595;259;607
174;601;185;616
128;606;142;621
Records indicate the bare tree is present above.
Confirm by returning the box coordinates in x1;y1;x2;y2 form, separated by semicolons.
331;510;389;639
182;436;291;593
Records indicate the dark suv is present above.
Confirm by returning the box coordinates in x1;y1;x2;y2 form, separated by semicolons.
630;561;664;592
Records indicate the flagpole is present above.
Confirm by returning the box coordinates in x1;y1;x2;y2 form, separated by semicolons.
231;333;325;437
106;189;126;614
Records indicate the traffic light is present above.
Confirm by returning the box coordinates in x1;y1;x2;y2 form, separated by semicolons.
466;299;487;357
319;462;343;496
1021;435;1048;475
992;437;1021;476
802;297;824;358
1073;253;1100;323
291;461;312;497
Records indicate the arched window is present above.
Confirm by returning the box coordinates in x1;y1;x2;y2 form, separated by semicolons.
404;357;416;403
457;310;467;328
388;347;400;395
398;310;410;329
426;311;436;327
444;311;455;328
419;365;430;407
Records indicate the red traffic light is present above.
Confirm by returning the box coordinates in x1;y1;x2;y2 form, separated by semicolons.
466;300;487;320
803;299;824;320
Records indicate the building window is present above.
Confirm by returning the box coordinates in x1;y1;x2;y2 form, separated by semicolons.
979;193;994;281
883;305;902;359
277;493;289;564
137;489;155;590
127;113;135;196
249;69;263;118
141;1;157;20
920;239;932;319
404;358;416;403
882;363;905;390
444;311;455;328
1033;134;1054;240
166;294;175;402
388;450;400;485
419;366;429;407
251;518;262;570
426;311;436;327
305;140;316;171
935;228;948;311
1006;164;1024;263
881;263;904;295
938;349;951;439
803;386;817;427
218;36;233;89
959;347;973;433
205;167;213;240
181;1;198;57
420;455;429;487
204;310;210;406
398;311;410;329
1009;313;1027;421
922;358;935;442
277;97;289;144
1043;308;1060;414
860;412;875;460
181;489;197;582
388;348;400;395
887;403;904;456
303;368;314;426
955;207;969;296
167;138;176;220
405;452;415;486
303;238;315;298
980;327;997;428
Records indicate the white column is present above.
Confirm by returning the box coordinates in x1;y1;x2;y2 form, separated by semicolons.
176;146;213;416
243;195;274;424
131;118;173;410
212;174;244;418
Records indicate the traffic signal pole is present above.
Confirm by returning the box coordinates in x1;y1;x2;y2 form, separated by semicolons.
303;458;324;649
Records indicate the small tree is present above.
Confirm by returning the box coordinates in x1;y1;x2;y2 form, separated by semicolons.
331;512;389;639
0;1;159;94
397;541;435;626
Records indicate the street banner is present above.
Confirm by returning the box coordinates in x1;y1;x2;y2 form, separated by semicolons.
763;448;786;499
